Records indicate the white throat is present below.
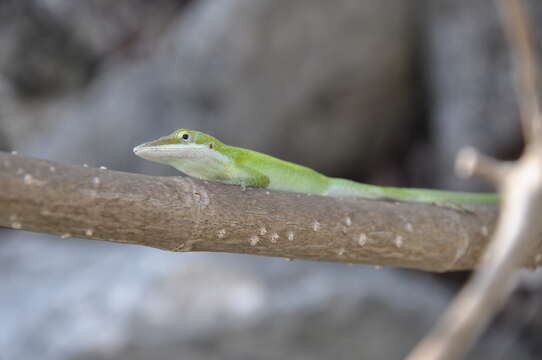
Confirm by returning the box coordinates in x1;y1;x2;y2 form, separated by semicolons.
133;143;231;181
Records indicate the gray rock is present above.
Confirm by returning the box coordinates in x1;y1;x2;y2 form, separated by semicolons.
0;0;417;177
1;231;533;360
160;0;416;174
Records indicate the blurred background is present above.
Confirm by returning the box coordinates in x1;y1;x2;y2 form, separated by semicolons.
1;0;541;359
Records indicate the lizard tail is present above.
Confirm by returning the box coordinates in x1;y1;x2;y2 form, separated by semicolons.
326;178;499;204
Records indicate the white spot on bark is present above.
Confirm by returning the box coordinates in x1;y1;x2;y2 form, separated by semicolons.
92;177;101;185
12;221;22;229
49;166;56;173
270;233;279;243
258;227;267;236
357;233;368;246
337;248;346;257
240;184;247;191
265;191;270;195
11;150;18;155
23;174;45;186
99;166;108;170
61;233;71;239
344;216;352;226
217;229;226;238
287;231;295;241
23;174;33;185
83;164;89;167
85;229;94;236
405;223;413;232
249;236;259;246
312;221;321;232
481;226;489;236
393;235;403;248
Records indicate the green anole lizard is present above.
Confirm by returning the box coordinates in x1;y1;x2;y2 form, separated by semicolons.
133;129;498;205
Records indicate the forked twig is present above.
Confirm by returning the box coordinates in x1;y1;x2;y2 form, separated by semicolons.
406;1;542;359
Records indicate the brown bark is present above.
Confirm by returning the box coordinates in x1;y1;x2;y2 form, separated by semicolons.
0;151;518;272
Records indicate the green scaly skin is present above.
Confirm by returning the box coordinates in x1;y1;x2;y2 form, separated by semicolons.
133;129;499;205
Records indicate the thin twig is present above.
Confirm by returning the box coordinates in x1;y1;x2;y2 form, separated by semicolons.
455;147;511;183
0;151;510;272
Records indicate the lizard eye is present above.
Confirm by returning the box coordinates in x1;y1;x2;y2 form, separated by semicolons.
181;133;190;141
208;143;214;149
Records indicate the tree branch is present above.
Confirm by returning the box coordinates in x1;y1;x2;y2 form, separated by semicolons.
0;151;517;272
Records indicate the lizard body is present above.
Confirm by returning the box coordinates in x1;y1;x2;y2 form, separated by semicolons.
133;129;498;204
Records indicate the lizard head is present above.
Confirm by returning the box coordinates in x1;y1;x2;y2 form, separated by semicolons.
133;129;224;165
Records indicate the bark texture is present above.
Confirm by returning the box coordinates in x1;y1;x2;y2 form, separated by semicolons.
0;152;524;272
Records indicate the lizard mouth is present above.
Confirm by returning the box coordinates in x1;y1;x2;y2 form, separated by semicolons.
133;143;209;161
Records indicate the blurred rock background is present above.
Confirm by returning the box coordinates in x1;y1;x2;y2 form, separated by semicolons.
0;0;540;359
